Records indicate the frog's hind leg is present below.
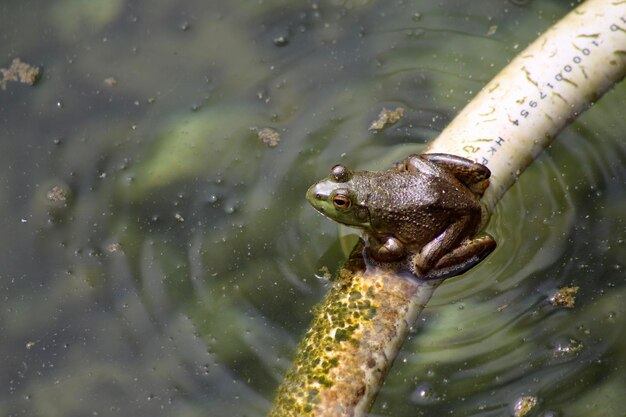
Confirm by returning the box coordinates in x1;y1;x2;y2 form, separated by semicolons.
397;154;441;177
420;153;491;197
413;215;476;274
417;235;496;280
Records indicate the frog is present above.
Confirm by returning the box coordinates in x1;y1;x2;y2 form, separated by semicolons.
306;153;496;280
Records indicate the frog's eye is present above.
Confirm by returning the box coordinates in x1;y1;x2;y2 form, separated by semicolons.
332;193;352;210
330;164;353;182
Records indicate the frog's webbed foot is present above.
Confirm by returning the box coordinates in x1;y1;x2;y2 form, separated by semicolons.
419;153;491;197
413;235;496;280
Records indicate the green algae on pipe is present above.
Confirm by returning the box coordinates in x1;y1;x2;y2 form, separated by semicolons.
268;244;440;417
269;0;626;415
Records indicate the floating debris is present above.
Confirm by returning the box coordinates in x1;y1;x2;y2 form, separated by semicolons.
0;58;41;90
549;286;579;308
104;77;118;87
106;243;123;253
513;395;538;417
317;266;332;281
554;338;583;356
253;127;281;147
496;303;509;312
369;107;404;131
487;25;498;36
46;185;67;202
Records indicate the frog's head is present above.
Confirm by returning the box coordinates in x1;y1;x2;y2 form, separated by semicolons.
306;164;371;229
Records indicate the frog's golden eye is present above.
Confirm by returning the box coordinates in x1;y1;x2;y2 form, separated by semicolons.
331;164;353;182
332;194;351;210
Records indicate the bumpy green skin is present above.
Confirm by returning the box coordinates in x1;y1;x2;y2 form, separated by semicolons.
306;154;496;279
268;245;438;416
305;156;483;249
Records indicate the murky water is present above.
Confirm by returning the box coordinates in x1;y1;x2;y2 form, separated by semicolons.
1;1;624;416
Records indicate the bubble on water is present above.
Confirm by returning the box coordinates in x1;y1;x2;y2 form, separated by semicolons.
405;29;425;38
273;35;289;47
410;383;439;404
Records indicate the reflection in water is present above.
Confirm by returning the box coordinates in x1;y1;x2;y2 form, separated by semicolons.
0;1;624;416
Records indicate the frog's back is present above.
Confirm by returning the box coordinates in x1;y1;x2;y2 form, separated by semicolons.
354;170;480;245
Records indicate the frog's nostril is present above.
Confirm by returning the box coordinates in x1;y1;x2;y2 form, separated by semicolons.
315;193;322;199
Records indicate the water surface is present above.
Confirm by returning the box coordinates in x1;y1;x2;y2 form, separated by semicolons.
1;1;625;416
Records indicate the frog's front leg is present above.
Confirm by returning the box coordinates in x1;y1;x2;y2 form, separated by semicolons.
364;233;406;263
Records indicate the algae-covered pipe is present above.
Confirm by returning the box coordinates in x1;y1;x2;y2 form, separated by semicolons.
269;1;626;415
